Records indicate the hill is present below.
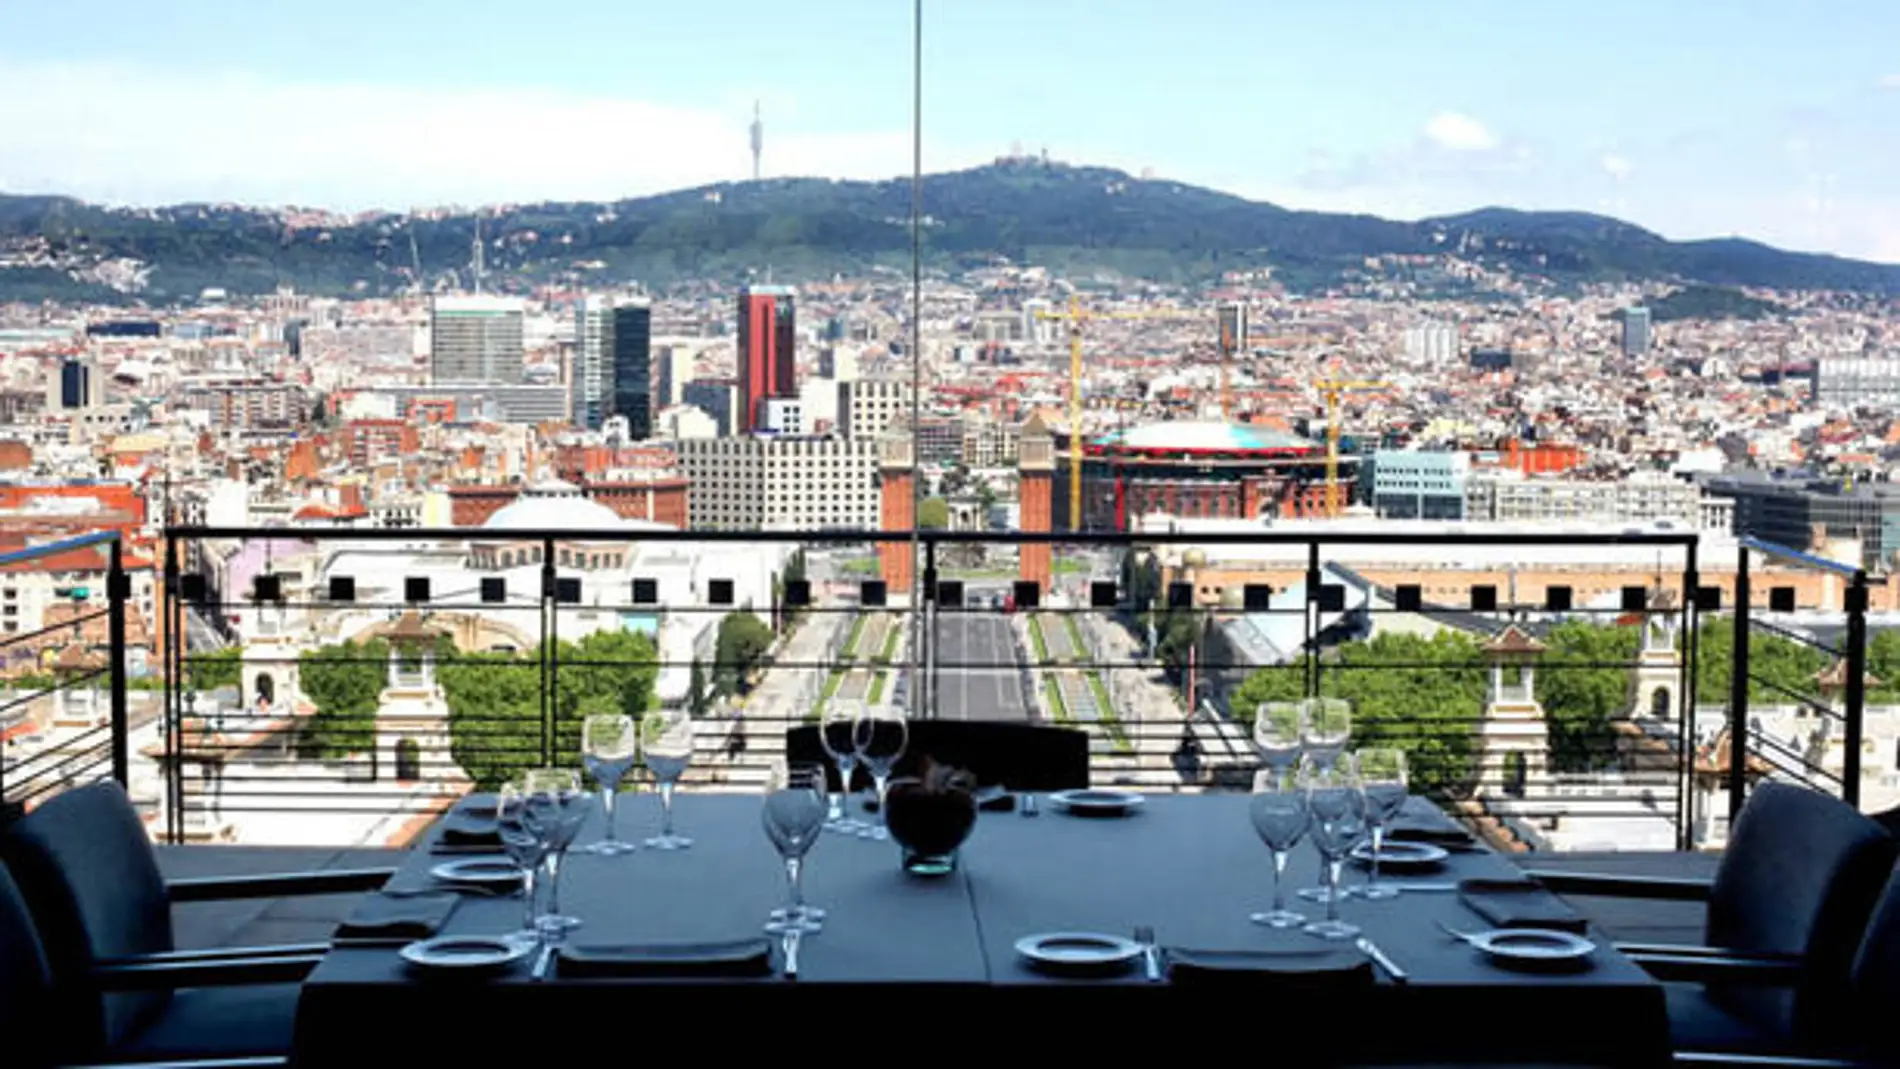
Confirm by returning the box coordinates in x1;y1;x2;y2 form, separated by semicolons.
2;160;1896;302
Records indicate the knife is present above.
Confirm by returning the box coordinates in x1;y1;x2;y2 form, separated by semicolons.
1356;937;1408;985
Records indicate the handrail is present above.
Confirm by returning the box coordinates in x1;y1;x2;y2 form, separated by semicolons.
0;528;121;568
1739;536;1862;578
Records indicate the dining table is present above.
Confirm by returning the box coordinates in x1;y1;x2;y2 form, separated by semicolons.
290;792;1669;1068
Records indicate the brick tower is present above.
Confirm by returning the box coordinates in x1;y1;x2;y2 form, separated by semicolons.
1019;412;1054;591
878;426;916;602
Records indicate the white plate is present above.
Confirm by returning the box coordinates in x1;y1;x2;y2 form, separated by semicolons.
1466;928;1596;966
1048;789;1146;816
398;934;534;972
1014;931;1144;973
429;858;525;887
1349;840;1450;869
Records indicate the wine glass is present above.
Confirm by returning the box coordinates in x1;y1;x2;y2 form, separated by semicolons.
496;781;548;937
1247;766;1309;928
522;768;586;933
578;714;639;856
1302;697;1353;767
642;707;695;850
1355;747;1409;901
761;762;828;935
1301;753;1367;940
852;703;908;841
818;699;866;834
1254;701;1307;771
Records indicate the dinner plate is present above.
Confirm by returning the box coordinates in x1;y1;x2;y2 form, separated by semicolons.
1048;788;1145;817
1464;928;1595;968
1349;840;1450;870
399;934;534;973
1014;932;1144;974
429;858;524;887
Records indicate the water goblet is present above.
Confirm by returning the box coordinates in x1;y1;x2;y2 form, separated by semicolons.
1247;766;1310;928
853;704;909;841
818;699;867;834
642;707;695;850
578;713;639;856
1301;754;1367;940
523;768;586;933
1354;747;1409;901
1255;700;1308;771
762;763;828;936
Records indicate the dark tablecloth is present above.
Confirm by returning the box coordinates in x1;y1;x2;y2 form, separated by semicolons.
292;794;1667;1067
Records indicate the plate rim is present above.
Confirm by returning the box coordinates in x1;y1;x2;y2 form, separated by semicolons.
1349;840;1450;864
398;933;534;970
1470;928;1596;959
1014;930;1144;965
428;857;523;884
1048;788;1146;811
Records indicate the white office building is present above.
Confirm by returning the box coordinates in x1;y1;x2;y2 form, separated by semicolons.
838;378;913;439
675;435;879;531
431;295;525;385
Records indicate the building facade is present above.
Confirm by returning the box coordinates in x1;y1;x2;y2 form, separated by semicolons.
1466;470;1708;528
430;295;525;385
1622;306;1651;356
1705;474;1900;570
736;285;796;432
572;297;613;430
1813;357;1900;410
675;435;878;531
681;380;738;437
610;302;653;439
838;378;913;440
1372;450;1469;520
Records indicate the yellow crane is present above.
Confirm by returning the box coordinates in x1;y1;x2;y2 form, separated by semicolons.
1036;297;1204;528
1313;378;1391;517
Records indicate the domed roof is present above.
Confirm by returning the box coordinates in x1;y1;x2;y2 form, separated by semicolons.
1096;421;1312;453
482;478;631;533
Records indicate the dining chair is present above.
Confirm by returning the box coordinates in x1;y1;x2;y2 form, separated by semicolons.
1526;782;1897;1056
0;781;394;1065
785;720;1091;792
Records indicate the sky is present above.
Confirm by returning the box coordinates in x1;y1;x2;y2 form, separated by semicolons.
1;0;1898;261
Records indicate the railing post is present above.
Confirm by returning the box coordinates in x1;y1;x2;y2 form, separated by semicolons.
1305;540;1322;699
164;531;184;844
1728;543;1751;824
1843;569;1870;809
922;536;937;721
1678;538;1701;852
541;537;557;770
108;537;129;788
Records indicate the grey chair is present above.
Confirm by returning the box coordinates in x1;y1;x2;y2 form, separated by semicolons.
1;781;394;1065
1527;782;1898;1057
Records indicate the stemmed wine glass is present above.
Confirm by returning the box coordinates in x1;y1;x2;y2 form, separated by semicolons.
761;763;828;936
1302;697;1353;767
519;769;587;934
853;703;908;841
1301;753;1368;940
1247;766;1310;928
642;707;695;850
578;714;639;856
1355;747;1409;901
818;699;866;834
496;781;549;938
1255;701;1308;771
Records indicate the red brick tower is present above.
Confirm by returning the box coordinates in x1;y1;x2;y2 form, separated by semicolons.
878;429;916;601
1019;412;1054;591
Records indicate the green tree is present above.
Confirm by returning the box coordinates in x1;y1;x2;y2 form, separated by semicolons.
714;612;774;697
1153;608;1201;681
186;646;243;691
1692;618;1830;708
1869;630;1900;702
1537;621;1641;773
688;657;710;717
918;496;950;530
298;639;389;758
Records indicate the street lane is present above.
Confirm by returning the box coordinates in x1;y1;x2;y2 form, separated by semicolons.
934;614;1029;721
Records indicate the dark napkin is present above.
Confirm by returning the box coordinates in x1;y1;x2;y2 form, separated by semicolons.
438;812;502;848
1166;946;1374;987
1458;878;1588;933
974;785;1016;812
1386;817;1480;850
334;894;460;941
556;939;775;979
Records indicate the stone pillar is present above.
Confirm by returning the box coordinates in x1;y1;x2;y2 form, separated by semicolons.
1019;417;1055;592
878;430;916;601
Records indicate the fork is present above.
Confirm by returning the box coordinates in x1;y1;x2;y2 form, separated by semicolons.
1133;924;1162;981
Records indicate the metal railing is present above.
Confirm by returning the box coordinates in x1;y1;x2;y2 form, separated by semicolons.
11;522;1870;853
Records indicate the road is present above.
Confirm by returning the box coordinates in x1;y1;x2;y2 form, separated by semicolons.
933;614;1029;721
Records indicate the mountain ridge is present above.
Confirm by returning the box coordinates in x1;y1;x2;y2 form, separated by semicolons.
1;160;1895;301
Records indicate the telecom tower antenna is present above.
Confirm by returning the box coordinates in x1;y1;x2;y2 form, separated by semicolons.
749;100;763;181
471;215;485;294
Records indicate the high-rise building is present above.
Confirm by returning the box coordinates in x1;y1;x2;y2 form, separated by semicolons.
654;345;695;410
682;380;739;437
47;356;100;410
1404;322;1458;365
572;296;613;430
431;295;525;385
675;434;879;530
838;378;912;439
1217;302;1248;356
737;285;796;432
1622;306;1651;356
610;302;653;439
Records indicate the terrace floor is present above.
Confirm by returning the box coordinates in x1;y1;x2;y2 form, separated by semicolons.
159;845;1719;950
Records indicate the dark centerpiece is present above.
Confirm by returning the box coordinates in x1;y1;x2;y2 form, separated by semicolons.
884;759;980;877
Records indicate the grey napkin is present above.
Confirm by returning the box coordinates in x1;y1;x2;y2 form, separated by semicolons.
334;894;460;940
1458;878;1588;933
1166;946;1374;987
556;939;775;978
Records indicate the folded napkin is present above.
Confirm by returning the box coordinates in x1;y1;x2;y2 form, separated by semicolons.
334;894;460;941
1458;878;1588;933
455;794;499;818
1165;947;1374;987
1385;817;1479;850
438;812;503;848
974;785;1016;812
556;939;775;979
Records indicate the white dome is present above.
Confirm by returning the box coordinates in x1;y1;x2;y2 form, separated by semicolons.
482;478;630;533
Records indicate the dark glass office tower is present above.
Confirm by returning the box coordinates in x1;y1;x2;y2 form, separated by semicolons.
610;302;653;439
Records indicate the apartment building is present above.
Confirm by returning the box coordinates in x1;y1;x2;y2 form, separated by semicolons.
674;435;878;531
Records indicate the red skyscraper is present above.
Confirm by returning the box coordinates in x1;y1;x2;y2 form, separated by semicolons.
736;285;796;432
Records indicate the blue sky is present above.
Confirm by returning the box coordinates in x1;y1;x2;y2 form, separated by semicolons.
2;0;1897;260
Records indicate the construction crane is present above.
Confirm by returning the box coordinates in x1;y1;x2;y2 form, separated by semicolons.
1036;297;1204;528
1313;378;1391;517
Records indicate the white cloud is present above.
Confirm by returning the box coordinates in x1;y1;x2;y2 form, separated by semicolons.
1878;73;1900;89
1421;112;1498;152
0;61;956;210
1600;154;1634;180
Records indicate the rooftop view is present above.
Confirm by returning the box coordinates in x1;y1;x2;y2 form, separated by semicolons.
3;3;1900;1066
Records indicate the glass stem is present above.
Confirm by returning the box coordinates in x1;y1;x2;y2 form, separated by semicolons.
1271;849;1288;912
1326;860;1343;923
545;853;562;916
874;774;890;829
520;866;538;930
660;782;675;837
785;857;804;913
1369;826;1383;892
601;785;618;844
827;790;843;822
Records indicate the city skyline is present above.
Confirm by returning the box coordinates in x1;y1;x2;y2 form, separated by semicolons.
0;0;1897;261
